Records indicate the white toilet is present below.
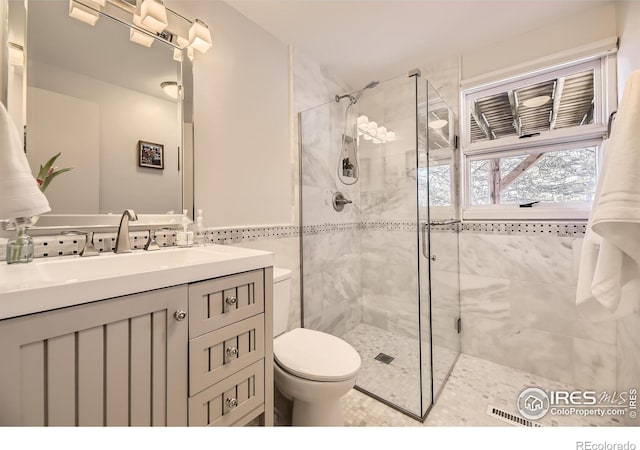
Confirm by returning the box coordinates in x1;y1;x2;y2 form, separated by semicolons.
273;268;361;426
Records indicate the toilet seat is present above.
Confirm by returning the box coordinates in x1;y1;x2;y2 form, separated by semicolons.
274;328;361;382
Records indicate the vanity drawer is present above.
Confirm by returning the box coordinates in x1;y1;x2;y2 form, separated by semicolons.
188;360;264;427
188;269;264;338
189;315;265;396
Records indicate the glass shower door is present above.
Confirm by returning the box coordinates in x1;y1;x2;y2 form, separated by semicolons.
420;81;462;407
345;73;426;418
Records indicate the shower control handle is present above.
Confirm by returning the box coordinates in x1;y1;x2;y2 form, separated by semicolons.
332;192;353;212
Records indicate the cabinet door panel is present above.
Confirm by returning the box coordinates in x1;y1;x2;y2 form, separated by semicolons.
105;319;129;426
77;327;104;426
47;334;76;426
0;286;188;426
130;315;152;426
20;341;46;426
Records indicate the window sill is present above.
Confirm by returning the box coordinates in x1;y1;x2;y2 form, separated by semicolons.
462;206;590;221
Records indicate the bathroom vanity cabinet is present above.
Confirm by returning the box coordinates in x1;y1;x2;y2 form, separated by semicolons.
0;266;274;427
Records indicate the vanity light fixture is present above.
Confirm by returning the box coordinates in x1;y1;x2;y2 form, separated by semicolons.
130;28;154;47
69;0;213;55
129;13;155;47
161;81;179;99
140;0;168;33
68;0;100;26
188;19;213;53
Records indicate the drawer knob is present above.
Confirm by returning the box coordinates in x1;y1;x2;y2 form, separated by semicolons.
225;296;238;307
226;347;239;358
174;310;187;321
226;397;238;409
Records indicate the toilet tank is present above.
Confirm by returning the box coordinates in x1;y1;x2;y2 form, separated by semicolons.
273;268;292;337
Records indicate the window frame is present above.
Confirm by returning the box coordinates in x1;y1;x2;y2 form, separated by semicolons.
460;53;617;221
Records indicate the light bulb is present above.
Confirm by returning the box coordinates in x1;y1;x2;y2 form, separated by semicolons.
188;19;213;53
68;0;100;26
130;28;154;47
140;0;168;33
357;115;369;126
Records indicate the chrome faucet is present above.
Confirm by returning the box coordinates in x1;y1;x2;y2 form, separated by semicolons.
114;209;138;254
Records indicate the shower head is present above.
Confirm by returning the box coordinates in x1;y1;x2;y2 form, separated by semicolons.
335;80;380;104
364;80;380;90
352;80;379;103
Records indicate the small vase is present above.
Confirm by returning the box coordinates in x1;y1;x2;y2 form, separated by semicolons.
6;225;34;264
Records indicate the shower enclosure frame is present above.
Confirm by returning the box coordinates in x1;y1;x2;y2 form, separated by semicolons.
297;71;461;422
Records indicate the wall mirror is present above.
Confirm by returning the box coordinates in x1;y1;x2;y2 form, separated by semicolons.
2;0;194;227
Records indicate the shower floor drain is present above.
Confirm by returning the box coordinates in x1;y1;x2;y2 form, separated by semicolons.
374;353;395;364
486;405;542;427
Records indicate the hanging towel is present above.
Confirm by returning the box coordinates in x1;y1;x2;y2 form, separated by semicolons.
0;102;50;220
576;71;640;322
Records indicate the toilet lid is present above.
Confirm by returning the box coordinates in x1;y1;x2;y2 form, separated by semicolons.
274;328;361;382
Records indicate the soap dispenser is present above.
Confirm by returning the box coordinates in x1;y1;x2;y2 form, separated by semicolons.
194;209;205;245
176;209;193;247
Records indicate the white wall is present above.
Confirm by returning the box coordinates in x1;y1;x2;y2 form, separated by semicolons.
29;62;181;214
28;87;100;213
173;1;290;227
462;3;618;81
616;0;640;97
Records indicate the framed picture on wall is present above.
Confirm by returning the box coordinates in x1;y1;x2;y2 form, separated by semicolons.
138;141;164;169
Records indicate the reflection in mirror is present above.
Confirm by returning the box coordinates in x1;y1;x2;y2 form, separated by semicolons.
6;0;193;218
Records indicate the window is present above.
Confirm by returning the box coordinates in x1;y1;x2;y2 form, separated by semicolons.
461;53;616;220
468;143;599;206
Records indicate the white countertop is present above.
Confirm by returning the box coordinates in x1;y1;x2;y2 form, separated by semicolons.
0;244;274;320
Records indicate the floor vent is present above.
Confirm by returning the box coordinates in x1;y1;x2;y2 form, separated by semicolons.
374;353;395;364
486;405;542;427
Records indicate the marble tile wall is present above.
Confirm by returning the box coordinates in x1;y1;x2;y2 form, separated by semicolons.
458;232;620;393
296;49;363;337
356;75;424;341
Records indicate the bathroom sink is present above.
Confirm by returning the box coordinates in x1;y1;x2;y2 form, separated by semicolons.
0;245;274;320
33;247;227;281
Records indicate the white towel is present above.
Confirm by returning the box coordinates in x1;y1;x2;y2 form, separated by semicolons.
0;101;50;220
576;71;640;322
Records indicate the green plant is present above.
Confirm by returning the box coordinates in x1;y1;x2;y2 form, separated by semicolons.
36;152;72;192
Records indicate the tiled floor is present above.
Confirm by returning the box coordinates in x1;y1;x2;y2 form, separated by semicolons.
342;353;628;427
341;323;459;415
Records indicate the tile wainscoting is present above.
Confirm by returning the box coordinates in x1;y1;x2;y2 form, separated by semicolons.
2;220;636;413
